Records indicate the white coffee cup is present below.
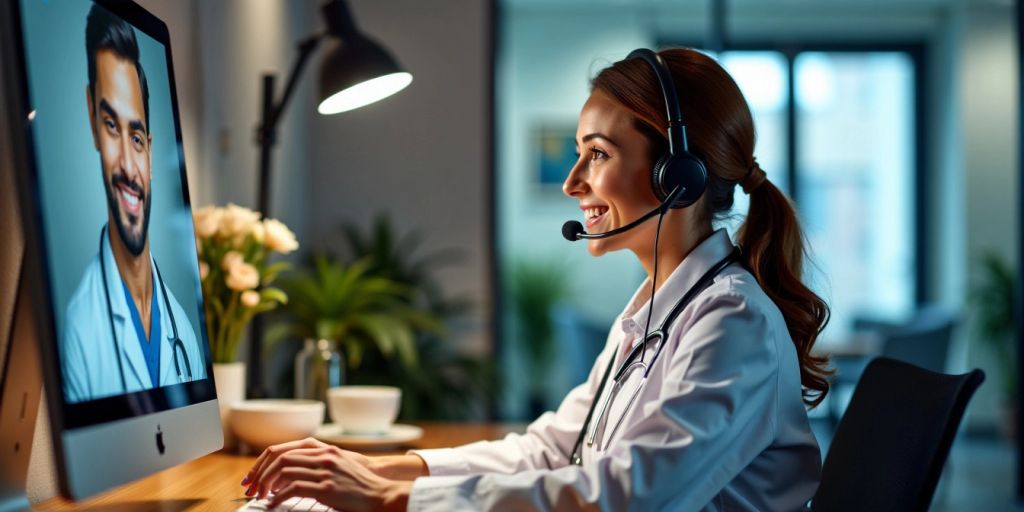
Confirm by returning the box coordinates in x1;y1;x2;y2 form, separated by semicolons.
327;386;401;434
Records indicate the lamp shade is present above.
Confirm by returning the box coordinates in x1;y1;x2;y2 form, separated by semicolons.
317;34;412;115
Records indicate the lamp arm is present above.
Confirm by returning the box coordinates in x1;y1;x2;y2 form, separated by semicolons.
264;33;324;131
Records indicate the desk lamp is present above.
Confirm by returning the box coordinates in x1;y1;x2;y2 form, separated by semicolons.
250;0;411;396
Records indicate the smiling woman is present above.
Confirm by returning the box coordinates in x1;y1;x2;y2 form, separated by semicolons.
242;47;831;511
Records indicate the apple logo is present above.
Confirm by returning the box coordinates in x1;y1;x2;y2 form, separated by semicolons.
155;425;165;455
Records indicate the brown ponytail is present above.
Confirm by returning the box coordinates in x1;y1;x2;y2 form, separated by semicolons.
592;48;832;408
738;179;832;407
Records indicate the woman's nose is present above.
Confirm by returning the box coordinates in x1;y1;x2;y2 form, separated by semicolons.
562;159;588;198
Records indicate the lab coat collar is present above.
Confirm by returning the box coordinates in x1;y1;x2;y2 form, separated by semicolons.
620;228;736;347
101;224;163;388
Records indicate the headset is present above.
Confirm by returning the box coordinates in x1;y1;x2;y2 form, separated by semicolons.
99;225;193;393
561;48;707;242
632;48;708;210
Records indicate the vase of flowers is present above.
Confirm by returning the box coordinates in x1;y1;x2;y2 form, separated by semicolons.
193;204;297;441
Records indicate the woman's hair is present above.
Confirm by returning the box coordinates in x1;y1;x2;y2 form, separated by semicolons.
591;48;832;408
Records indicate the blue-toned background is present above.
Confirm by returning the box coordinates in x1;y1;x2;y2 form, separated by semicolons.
20;0;206;363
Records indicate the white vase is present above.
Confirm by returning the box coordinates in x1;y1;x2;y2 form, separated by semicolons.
213;362;246;450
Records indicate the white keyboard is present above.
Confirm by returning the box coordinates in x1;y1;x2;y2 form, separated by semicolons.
237;496;337;512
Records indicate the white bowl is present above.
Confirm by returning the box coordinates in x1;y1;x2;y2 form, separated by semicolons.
228;399;324;450
327;386;401;434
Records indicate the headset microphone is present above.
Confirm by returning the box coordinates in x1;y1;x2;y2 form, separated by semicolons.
562;220;585;242
561;185;685;242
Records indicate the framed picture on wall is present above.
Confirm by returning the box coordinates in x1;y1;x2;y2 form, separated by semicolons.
533;124;577;189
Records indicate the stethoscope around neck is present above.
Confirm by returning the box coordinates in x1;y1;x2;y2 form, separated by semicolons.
99;225;193;393
569;248;740;466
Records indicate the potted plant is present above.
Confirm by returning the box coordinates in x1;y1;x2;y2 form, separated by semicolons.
271;254;440;404
971;250;1017;440
337;215;493;420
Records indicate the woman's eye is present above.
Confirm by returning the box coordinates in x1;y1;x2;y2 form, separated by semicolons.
590;148;608;161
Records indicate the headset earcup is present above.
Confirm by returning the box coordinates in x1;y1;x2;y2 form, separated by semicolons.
651;153;708;209
651;154;671;203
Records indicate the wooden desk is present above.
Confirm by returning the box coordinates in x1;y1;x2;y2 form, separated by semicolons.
34;423;526;511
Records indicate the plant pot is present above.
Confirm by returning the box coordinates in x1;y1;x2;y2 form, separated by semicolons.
213;362;246;449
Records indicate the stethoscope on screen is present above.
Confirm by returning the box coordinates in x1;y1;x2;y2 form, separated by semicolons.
99;225;193;393
569;248;739;465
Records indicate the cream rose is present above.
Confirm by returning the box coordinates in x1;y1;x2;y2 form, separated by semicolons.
221;250;244;271
225;262;260;291
263;218;298;253
219;203;261;238
193;206;222;239
241;290;261;308
198;261;210;280
251;221;266;244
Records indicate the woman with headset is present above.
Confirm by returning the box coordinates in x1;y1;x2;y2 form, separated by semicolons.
241;47;831;511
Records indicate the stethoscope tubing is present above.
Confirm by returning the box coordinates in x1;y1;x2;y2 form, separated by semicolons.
570;248;740;464
98;226;192;394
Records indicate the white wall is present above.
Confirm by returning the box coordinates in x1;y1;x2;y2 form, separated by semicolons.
196;0;314;246
308;0;492;354
955;2;1019;428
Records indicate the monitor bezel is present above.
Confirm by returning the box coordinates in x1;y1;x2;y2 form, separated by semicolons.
6;0;218;433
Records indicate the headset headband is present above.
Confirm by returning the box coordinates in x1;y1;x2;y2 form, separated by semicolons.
625;48;688;155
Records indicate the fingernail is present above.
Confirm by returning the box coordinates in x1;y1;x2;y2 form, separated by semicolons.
241;476;249;485
245;486;253;496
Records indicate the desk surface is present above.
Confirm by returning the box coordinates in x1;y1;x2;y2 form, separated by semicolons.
34;422;525;511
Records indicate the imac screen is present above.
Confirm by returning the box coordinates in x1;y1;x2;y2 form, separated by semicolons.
16;0;214;427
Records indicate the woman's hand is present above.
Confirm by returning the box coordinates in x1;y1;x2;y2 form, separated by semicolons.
241;437;412;511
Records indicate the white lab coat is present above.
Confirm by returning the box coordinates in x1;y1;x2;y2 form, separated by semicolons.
409;229;821;511
61;225;206;403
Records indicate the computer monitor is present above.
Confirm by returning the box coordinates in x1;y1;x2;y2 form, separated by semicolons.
0;0;222;501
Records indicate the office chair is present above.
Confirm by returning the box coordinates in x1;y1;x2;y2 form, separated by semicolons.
811;357;985;512
828;305;959;424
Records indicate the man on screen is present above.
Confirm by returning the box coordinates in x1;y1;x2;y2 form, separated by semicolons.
61;5;205;403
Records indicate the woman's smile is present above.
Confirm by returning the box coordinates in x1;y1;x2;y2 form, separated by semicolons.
582;204;610;229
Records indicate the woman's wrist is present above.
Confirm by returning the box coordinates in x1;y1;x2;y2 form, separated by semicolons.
368;454;430;481
380;480;414;512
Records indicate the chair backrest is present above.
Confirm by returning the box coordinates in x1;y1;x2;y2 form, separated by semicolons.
880;320;955;374
812;357;985;512
856;304;959;373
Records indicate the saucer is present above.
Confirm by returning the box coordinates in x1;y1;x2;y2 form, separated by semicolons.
314;423;423;450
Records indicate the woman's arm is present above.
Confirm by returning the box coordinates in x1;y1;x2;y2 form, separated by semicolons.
406;292;787;511
367;454;430;480
409;339;618;477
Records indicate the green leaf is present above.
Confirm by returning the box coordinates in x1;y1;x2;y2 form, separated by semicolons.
261;261;291;286
261;286;288;305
